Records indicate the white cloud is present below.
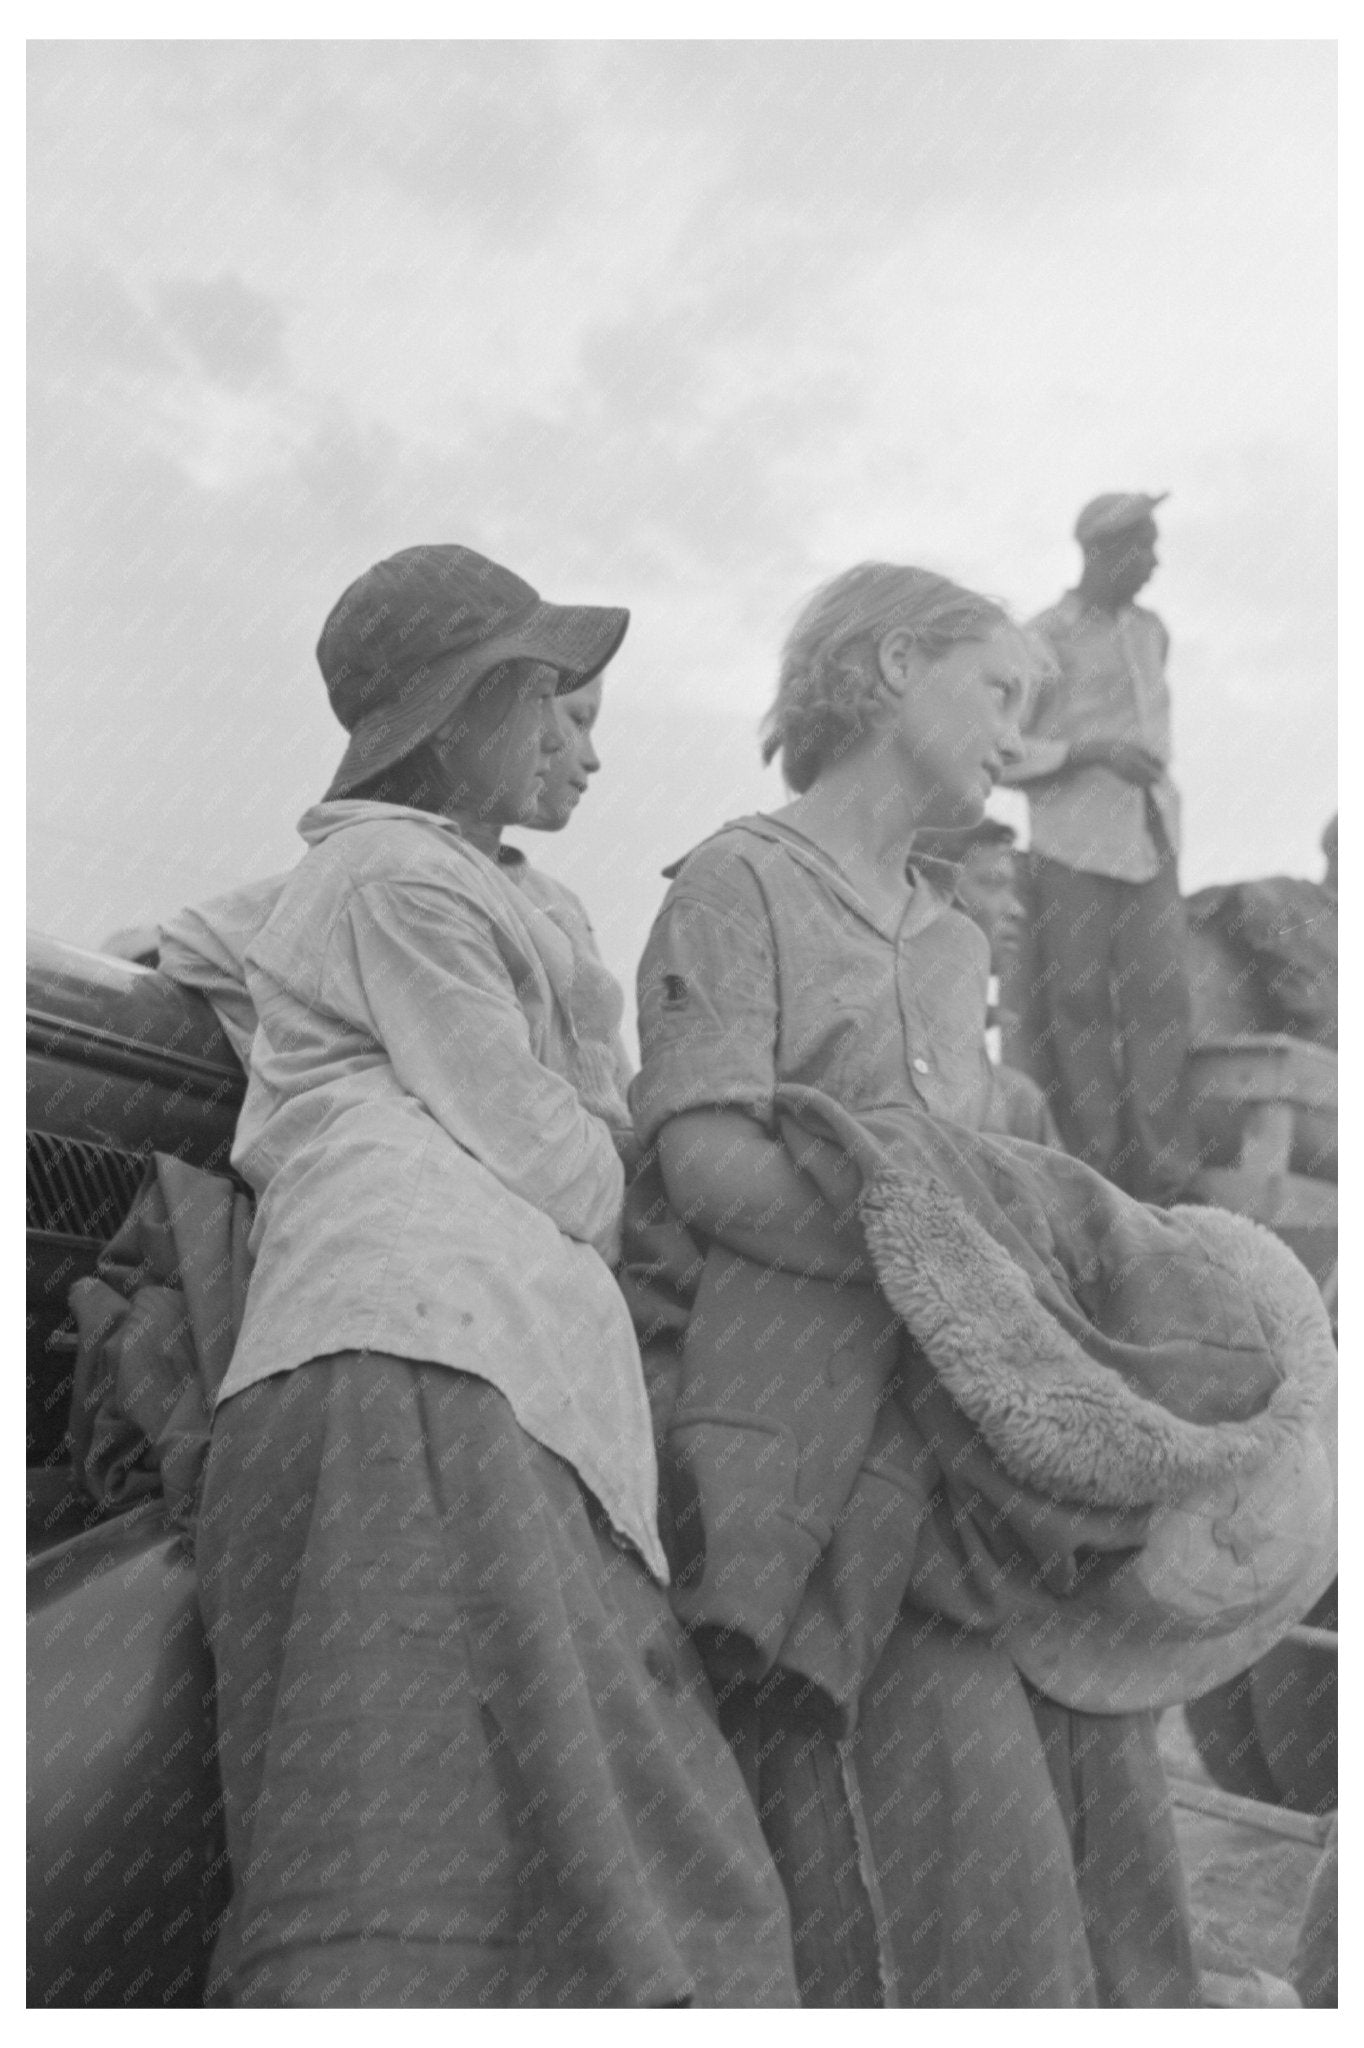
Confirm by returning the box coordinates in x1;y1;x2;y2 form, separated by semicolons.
28;39;1336;968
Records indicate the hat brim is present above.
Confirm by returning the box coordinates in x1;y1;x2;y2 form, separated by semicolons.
324;598;629;800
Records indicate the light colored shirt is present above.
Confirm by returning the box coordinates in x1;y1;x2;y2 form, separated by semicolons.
205;801;665;1580
631;816;992;1150
1007;592;1181;882
159;850;636;1138
159;875;293;1067
495;847;635;1145
983;972;1004;1067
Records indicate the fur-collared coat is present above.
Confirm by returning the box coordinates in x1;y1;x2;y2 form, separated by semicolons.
658;1088;1335;1728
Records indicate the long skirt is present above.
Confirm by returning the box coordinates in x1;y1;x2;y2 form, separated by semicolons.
722;1616;1100;2007
195;1353;798;2008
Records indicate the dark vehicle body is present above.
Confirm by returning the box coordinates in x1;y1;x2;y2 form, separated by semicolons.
27;934;244;2007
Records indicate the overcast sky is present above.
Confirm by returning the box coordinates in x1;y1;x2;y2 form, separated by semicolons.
28;39;1336;1024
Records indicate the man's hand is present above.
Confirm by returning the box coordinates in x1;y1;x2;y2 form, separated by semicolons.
1069;737;1164;786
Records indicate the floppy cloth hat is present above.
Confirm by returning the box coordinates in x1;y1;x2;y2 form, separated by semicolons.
318;544;630;800
776;1085;1337;1713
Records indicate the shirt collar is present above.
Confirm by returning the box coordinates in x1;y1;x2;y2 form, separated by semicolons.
670;814;952;943
296;797;481;853
906;850;964;894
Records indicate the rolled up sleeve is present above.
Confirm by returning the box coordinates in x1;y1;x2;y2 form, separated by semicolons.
338;879;624;1254
630;874;780;1150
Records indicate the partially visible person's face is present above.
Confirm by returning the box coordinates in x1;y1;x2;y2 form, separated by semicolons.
880;623;1027;827
1322;816;1338;897
430;660;565;825
531;677;604;831
953;844;1026;974
1086;518;1159;605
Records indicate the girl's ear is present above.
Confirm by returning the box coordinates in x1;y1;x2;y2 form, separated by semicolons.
875;626;918;699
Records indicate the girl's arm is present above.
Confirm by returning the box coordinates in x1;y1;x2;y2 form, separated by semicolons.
637;860;864;1279
657;1106;867;1281
337;878;624;1258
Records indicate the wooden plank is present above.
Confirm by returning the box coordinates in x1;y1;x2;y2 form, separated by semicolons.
1239;1102;1295;1180
1174;1806;1318;1995
1185;1046;1337;1114
1161;1710;1324;1994
1167;1773;1334;1848
1192;1168;1336;1228
1284;1623;1338;1655
1186;1071;1335;1115
1265;1180;1338;1228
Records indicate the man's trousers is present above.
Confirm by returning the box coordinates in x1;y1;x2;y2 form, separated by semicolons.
1017;852;1191;1202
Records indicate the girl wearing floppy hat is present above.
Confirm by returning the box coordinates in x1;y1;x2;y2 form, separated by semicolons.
159;678;633;1154
190;546;797;2009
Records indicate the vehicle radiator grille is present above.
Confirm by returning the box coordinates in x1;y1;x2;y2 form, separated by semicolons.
26;1129;147;1242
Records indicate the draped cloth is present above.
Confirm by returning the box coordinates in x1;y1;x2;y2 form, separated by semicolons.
68;1154;253;1528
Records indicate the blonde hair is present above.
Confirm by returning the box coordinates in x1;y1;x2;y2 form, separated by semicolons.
761;563;1010;793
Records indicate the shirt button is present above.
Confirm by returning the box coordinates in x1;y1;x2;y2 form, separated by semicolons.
912;1057;930;1075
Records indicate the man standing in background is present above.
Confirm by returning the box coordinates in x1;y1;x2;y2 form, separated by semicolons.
913;818;1062;1149
1004;492;1191;1202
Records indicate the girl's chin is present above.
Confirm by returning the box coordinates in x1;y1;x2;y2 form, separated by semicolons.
511;781;550;820
930;790;987;827
532;785;579;828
